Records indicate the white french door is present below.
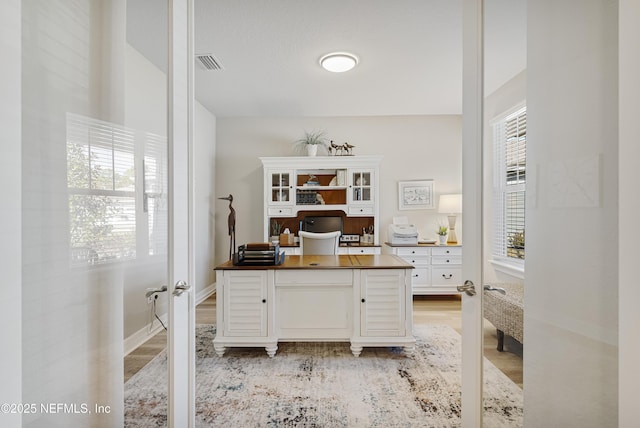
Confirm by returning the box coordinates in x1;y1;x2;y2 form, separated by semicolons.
460;0;484;426
14;0;195;425
461;1;622;426
167;0;196;426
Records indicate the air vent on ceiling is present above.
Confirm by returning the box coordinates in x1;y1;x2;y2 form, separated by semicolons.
195;54;223;71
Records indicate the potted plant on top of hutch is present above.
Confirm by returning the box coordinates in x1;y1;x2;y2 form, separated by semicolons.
293;130;328;157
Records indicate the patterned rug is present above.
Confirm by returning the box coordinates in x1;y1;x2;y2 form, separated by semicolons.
124;324;522;427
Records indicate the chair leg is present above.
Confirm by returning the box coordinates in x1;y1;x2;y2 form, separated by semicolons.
496;329;505;352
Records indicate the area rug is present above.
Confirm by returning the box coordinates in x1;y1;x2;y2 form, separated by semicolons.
124;325;522;427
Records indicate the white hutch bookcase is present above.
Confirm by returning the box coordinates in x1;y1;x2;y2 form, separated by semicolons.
260;156;382;254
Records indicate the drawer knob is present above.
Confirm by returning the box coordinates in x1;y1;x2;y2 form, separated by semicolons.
262;299;266;303
361;298;366;303
412;274;419;278
446;259;450;263
411;260;415;263
442;274;453;279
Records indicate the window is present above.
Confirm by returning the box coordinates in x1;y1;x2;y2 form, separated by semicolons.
493;106;526;265
144;133;168;257
67;113;167;265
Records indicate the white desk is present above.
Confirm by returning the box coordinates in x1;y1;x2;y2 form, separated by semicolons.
213;255;416;357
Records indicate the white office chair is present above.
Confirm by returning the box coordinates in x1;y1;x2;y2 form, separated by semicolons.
298;231;341;255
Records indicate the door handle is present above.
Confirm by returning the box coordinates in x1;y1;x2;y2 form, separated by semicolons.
172;280;190;297
457;280;476;296
483;285;506;295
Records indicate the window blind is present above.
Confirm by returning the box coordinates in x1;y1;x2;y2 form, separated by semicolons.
493;107;526;261
67;113;137;265
144;132;168;256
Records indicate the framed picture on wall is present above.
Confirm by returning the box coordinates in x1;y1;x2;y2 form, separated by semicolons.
398;180;435;210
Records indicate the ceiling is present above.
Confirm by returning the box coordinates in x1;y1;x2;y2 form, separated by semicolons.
127;0;526;118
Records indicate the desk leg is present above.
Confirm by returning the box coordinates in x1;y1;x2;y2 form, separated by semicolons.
350;344;363;357
265;344;278;358
213;343;226;357
403;345;415;356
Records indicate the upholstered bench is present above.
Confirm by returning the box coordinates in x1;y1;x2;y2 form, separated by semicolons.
483;282;524;351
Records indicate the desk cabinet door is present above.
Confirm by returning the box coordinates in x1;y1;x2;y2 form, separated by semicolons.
360;270;405;337
222;271;268;337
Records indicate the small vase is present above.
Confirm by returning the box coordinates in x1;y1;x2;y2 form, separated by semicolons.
306;145;318;157
438;235;447;245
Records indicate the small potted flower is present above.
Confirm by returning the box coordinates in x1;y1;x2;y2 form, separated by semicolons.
437;224;448;245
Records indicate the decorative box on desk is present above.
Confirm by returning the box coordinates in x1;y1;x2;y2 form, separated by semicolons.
383;243;462;295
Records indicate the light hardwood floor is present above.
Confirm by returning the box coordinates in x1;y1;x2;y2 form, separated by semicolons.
125;294;523;387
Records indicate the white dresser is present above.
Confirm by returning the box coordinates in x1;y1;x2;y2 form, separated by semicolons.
383;243;462;295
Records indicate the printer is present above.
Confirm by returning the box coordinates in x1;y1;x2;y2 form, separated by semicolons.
388;223;419;245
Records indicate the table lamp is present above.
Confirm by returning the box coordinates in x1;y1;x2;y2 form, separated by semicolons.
438;194;462;244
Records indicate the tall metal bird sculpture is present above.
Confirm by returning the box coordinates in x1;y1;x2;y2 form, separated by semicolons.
218;194;236;260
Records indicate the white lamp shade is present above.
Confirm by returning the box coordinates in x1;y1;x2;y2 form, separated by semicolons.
438;194;462;214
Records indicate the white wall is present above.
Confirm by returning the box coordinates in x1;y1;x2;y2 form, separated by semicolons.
123;44;217;340
214;115;462;266
482;70;526;284
123;44;169;340
0;1;22;425
194;102;217;294
525;0;618;425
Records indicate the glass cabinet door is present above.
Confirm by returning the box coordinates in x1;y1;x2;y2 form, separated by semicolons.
269;171;292;204
350;170;373;203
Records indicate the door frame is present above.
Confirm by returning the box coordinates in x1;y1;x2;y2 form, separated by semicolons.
1;1;22;425
167;0;196;426
461;0;484;426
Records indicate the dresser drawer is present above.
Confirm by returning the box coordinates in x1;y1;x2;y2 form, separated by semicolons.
399;255;430;267
431;256;462;265
396;247;431;257
409;267;431;285
431;247;462;257
431;267;462;285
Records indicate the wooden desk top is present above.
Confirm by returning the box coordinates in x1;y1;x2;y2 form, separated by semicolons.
215;254;413;270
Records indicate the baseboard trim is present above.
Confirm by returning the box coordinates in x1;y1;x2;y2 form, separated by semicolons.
124;282;216;356
124;312;168;356
196;283;216;305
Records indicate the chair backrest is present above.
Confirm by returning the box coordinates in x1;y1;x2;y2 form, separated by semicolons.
298;231;341;255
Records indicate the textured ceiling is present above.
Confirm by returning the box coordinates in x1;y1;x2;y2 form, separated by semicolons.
127;0;526;118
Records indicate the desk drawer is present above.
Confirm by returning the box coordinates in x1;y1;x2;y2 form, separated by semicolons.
268;207;294;216
347;247;380;255
348;205;374;216
276;269;352;285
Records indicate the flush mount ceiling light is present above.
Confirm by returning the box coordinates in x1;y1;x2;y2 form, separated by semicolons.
319;52;359;73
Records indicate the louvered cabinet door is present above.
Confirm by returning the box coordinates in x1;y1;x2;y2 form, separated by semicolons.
360;269;406;337
222;271;268;337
